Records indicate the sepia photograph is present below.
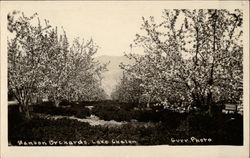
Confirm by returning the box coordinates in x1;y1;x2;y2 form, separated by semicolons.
0;1;249;158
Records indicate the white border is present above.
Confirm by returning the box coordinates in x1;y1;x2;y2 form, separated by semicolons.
1;1;249;158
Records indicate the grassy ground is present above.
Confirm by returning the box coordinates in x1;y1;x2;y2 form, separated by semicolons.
8;101;243;146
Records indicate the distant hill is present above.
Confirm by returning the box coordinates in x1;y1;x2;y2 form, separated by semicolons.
96;55;133;98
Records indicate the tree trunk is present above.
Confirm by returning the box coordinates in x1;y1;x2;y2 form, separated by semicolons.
186;115;190;136
19;106;23;113
24;108;31;119
19;105;31;119
207;92;213;116
147;95;151;108
54;100;60;107
208;105;212;116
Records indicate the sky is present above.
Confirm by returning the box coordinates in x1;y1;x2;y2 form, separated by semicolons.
4;1;170;57
3;1;245;57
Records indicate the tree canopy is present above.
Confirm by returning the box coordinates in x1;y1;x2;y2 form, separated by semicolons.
114;9;243;113
8;11;108;118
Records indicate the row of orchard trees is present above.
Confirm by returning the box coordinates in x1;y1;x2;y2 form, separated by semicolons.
112;9;243;114
8;11;108;118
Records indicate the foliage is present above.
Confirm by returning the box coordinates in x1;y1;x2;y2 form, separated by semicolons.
111;72;143;103
8;104;243;145
91;101;186;123
32;102;90;118
8;11;51;118
118;9;243;113
8;11;108;118
92;103;135;121
55;38;108;102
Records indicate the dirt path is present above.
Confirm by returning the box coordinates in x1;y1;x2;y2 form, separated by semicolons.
35;113;127;127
